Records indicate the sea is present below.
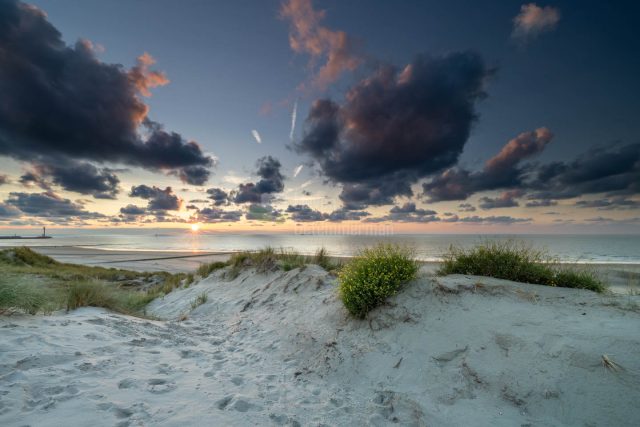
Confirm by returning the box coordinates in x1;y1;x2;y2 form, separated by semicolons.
1;228;639;264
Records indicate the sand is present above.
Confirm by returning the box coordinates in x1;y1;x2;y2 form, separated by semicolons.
1;261;640;426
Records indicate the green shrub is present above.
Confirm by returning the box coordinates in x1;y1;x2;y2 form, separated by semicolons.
339;244;418;318
438;240;606;292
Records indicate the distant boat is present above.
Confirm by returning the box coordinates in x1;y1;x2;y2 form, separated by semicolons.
0;227;52;240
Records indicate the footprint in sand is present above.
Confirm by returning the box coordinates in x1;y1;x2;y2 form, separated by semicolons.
216;395;261;412
147;378;176;394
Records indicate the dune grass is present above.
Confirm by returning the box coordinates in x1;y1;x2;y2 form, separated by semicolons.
438;240;606;293
339;244;419;318
0;247;187;316
194;247;340;279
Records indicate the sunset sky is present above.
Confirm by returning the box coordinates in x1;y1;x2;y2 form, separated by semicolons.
0;0;638;233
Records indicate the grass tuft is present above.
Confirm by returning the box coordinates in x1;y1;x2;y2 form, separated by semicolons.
191;292;208;309
338;244;418;318
0;247;186;316
438;240;606;292
196;261;227;278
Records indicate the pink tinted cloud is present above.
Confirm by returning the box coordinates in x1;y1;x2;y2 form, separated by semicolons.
512;3;560;41
280;0;361;90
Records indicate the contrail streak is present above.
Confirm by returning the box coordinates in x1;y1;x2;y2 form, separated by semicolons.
289;100;298;141
293;164;303;178
251;129;262;144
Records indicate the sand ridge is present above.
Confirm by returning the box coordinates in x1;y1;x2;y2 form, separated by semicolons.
1;265;639;426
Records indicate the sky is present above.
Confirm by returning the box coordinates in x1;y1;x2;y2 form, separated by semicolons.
0;0;639;233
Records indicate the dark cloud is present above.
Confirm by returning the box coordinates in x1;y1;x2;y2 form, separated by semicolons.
0;174;9;185
0;0;213;191
458;203;476;212
194;207;243;223
525;199;557;208
423;128;553;201
575;197;640;210
120;204;146;215
364;202;439;223
24;161;120;199
177;166;211;186
326;208;370;222
206;188;229;206
129;185;182;211
286;204;327;222
295;52;491;208
232;156;285;204
527;143;640;200
5;191;104;219
478;190;523;210
19;170;50;190
0;202;21;217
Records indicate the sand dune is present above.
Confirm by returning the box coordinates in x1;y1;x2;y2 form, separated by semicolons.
1;265;639;426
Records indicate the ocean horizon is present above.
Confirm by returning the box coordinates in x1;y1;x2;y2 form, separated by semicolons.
1;228;639;265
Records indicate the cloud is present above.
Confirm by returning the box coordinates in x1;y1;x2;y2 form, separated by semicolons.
0;175;9;185
245;204;283;221
364;202;439;223
296;52;491;208
525;198;557;208
512;3;561;42
129;185;182;211
232;156;285;203
193;207;243;223
575;197;640;211
206;188;229;206
251;130;262;144
0;0;213;191
478;190;523;210
527;142;640;200
290;100;298;141
458;203;476;212
176;166;211;186
0;203;21;218
326;208;370;222
120;204;146;215
5;191;104;219
293;164;304;178
280;0;361;89
423;127;553;201
286;204;326;222
21;160;120;199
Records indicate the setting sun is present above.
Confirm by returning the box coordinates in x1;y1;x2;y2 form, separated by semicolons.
190;223;200;232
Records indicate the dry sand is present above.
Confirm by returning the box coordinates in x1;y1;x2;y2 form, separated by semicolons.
1;262;639;426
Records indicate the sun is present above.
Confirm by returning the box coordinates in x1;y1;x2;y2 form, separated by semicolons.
190;223;201;232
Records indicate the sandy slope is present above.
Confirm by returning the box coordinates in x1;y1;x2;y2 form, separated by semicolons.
1;266;639;426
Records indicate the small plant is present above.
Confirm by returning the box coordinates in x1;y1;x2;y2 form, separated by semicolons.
438;240;606;292
196;261;227;278
191;292;208;309
339;244;418;318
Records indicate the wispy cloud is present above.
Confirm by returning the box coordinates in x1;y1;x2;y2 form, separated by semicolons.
293;164;304;178
251;129;262;144
280;0;361;90
290;99;298;141
512;3;560;42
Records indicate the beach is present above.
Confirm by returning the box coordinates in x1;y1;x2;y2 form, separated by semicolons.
1;247;640;426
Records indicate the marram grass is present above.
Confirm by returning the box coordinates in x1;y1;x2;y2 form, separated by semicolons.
438;240;606;293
